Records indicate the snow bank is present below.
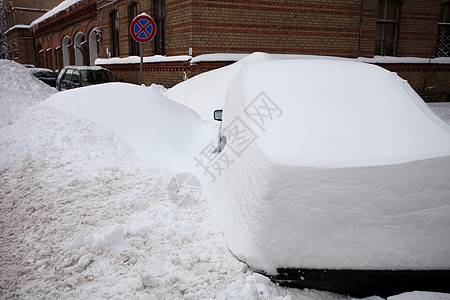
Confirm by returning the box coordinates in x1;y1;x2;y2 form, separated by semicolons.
166;52;450;124
0;70;337;300
0;59;57;127
217;59;450;273
165;52;279;122
43;83;215;164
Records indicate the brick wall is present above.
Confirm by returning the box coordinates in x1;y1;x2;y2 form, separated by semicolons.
6;27;35;65
396;0;441;58
93;0;450;61
166;0;192;56
381;63;450;98
100;59;450;102
97;0;154;58
29;0;97;70
183;0;365;57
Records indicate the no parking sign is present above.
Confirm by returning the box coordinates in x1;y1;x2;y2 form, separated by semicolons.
130;13;157;85
130;13;156;43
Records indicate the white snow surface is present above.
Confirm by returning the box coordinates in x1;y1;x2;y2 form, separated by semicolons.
43;82;216;165
1;62;346;299
2;57;450;299
165;52;280;122
0;59;57;127
4;24;31;34
214;59;450;273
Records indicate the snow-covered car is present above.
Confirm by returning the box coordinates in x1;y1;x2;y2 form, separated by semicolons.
30;68;57;87
56;66;118;91
212;59;450;297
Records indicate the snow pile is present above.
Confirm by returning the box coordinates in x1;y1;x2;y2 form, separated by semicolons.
43;83;215;164
0;59;57;127
217;59;450;273
0;67;340;299
165;52;279;122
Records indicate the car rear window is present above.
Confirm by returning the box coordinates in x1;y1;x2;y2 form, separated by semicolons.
80;70;116;83
33;71;57;78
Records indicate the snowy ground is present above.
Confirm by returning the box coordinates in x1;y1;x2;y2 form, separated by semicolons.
1;60;450;299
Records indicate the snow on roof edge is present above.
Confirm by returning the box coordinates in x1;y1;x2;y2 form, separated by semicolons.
95;53;450;66
192;53;450;65
5;24;31;35
95;55;192;65
30;0;84;28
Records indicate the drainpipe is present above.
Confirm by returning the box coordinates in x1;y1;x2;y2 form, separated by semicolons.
358;0;364;58
32;36;37;66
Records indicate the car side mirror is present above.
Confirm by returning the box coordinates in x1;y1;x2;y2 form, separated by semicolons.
214;110;223;121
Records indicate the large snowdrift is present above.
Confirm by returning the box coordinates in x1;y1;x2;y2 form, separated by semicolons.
2;56;450;299
0;60;57;127
2;61;335;299
165;53;283;122
43;83;215;164
217;59;450;273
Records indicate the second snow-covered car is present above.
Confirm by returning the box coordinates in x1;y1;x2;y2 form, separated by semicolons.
30;68;58;87
56;66;118;91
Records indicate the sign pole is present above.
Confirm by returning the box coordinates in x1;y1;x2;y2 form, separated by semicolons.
130;13;157;86
139;42;144;85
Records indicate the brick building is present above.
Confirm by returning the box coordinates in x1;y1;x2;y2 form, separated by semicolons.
4;0;62;65
4;0;450;98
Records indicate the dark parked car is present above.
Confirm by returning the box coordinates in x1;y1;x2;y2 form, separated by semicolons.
56;66;118;91
30;68;57;87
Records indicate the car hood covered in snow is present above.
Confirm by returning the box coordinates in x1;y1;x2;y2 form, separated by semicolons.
43;83;215;165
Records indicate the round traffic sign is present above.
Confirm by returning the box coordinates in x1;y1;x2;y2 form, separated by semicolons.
130;13;157;43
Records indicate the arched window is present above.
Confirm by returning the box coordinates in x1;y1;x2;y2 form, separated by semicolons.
129;3;139;56
111;10;120;57
74;31;85;66
36;43;44;67
375;0;401;56
62;36;71;66
46;48;53;70
89;27;100;66
436;2;450;57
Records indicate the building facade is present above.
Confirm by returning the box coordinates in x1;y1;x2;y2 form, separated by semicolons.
4;0;63;65
4;0;450;99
